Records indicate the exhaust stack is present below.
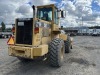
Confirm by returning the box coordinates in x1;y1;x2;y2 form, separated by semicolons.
32;5;35;18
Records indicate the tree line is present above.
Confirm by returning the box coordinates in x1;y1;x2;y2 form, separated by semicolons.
0;22;12;32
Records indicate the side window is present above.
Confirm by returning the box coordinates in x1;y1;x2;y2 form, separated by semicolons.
54;9;58;25
48;12;52;21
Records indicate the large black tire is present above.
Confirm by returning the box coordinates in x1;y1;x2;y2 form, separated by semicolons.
49;38;65;67
64;36;71;53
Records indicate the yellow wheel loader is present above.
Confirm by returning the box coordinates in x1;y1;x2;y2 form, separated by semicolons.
7;4;73;67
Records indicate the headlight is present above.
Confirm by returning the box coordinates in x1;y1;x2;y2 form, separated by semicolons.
34;22;41;34
35;22;41;27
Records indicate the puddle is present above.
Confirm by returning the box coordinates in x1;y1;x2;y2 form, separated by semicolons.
84;46;95;50
68;57;95;66
80;46;100;50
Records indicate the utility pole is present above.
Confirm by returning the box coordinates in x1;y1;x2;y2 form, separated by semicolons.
81;16;83;35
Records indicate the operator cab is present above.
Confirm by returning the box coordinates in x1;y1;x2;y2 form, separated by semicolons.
36;4;66;25
36;4;59;24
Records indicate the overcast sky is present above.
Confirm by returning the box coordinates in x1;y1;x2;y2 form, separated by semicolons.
0;0;100;28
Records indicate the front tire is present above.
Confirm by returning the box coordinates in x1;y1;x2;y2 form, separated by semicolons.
49;38;65;67
64;36;71;53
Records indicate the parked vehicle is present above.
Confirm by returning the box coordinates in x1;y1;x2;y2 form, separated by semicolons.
70;32;76;36
0;32;12;38
92;29;99;36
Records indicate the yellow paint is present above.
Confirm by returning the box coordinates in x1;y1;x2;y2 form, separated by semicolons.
8;46;32;58
33;45;48;56
33;28;42;46
52;24;59;31
42;37;51;44
59;34;67;40
8;45;48;59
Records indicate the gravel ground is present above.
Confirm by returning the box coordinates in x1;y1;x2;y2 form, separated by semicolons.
0;36;100;75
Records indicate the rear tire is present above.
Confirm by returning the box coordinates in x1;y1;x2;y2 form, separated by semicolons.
64;36;71;53
49;38;65;67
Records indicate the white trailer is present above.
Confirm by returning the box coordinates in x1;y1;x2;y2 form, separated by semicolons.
92;29;100;36
0;32;12;38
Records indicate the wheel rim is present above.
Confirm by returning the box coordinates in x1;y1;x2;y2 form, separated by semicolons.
60;46;64;61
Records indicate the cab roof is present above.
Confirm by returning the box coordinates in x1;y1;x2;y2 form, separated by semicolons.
37;4;58;9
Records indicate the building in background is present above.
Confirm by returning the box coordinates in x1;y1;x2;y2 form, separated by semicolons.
64;27;78;36
64;26;100;36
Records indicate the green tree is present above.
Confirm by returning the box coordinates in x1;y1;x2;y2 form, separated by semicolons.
1;22;6;32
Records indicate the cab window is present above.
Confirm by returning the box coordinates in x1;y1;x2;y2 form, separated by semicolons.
37;7;52;21
54;8;58;25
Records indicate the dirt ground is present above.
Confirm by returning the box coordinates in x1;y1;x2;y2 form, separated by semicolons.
0;36;100;75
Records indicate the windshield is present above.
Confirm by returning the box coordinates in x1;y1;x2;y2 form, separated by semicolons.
37;7;52;21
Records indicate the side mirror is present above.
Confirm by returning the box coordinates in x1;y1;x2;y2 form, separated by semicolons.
58;10;66;18
61;26;63;29
61;10;66;18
